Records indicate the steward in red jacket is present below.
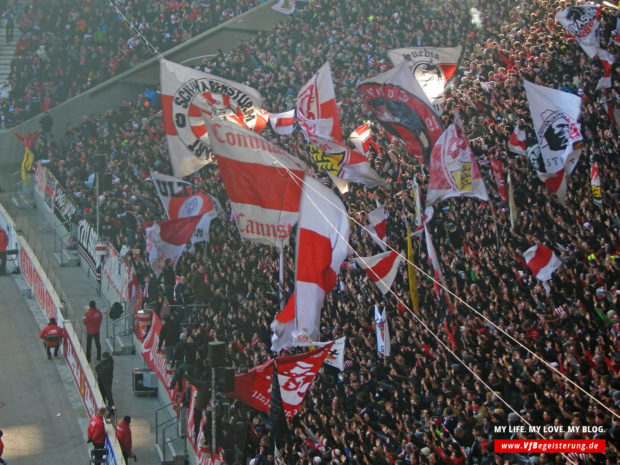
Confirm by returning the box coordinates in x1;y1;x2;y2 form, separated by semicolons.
82;301;102;362
87;407;107;461
39;318;63;359
115;416;135;461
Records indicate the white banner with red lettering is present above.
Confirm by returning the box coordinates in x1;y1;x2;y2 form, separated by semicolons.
161;58;267;177
141;311;179;400
205;118;307;247
388;46;462;115
297;62;343;142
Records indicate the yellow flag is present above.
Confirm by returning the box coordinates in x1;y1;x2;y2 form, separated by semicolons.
406;224;419;312
21;147;34;186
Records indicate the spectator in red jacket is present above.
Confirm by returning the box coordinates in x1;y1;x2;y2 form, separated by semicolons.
87;407;107;461
82;300;102;362
0;227;8;275
0;429;6;465
115;415;135;462
39;317;63;359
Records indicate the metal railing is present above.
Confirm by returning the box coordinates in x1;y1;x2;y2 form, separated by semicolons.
10;170;35;208
105;301;133;354
155;402;187;463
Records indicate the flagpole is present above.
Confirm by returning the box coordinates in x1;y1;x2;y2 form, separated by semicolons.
279;246;285;310
488;202;501;251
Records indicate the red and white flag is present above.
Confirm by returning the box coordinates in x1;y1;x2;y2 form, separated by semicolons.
349;123;372;156
366;205;387;251
293;177;350;344
160;58;268;177
297;62;343;142
526;141;568;202
355;251;402;295
269;109;295;136
272;0;296;15
145;215;201;276
374;307;390;357
228;359;274;412
426;118;488;206
556;6;615;89
489;158;508;204
411;206;435;238
590;160;602;206
424;224;453;313
523;245;562;284
151;171;221;244
308;135;385;192
388;46;462;115
507;124;526;156
276;344;333;418
358;62;444;166
205;118;306;247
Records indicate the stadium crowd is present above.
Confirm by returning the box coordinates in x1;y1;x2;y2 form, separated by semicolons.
13;0;620;464
0;0;261;129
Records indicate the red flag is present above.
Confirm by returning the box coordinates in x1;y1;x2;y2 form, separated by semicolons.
489;158;508;203
355;251;402;295
229;359;274;412
145;215;201;276
276;344;333;419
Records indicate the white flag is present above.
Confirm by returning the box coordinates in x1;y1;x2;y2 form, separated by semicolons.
297;62;343;142
366;205;387;251
524;79;582;177
374;307;390;357
160;58;267;177
272;0;296;14
145;216;201;276
388;46;462;115
426;118;489;206
269;109;295;136
349;123;372;156
151;171;221;244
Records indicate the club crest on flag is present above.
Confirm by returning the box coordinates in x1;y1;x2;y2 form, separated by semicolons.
537;110;581;154
310;143;345;177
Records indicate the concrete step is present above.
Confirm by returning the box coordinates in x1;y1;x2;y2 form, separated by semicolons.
105;334;135;356
53;249;80;267
154;443;176;465
167;436;187;465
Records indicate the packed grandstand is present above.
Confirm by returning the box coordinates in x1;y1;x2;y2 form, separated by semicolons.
3;0;620;464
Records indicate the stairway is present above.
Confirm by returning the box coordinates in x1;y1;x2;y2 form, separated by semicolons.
0;21;18;83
